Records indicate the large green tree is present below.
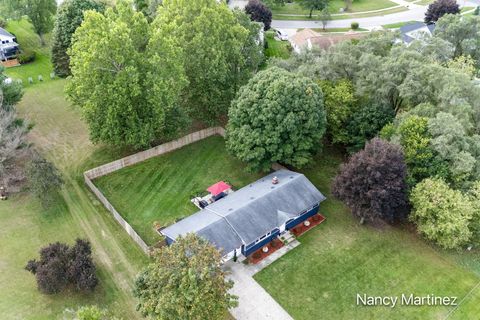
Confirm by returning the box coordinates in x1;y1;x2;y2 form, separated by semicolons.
134;234;237;320
51;0;105;77
226;67;326;172
154;0;262;122
410;178;473;249
297;0;328;18
66;1;187;148
2;0;57;45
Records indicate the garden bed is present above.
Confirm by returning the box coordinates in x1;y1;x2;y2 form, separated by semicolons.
248;238;285;264
290;213;326;237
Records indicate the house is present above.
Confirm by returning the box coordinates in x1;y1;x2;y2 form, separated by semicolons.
0;27;19;60
289;28;365;53
160;169;326;260
399;22;435;45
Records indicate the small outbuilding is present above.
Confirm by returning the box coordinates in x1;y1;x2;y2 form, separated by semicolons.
161;169;326;260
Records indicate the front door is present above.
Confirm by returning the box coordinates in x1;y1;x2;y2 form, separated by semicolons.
279;224;286;234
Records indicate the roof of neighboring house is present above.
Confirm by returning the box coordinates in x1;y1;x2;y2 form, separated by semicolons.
207;181;231;196
290;28;321;48
290;28;365;51
400;22;435;44
310;32;364;50
161;169;326;254
0;27;15;39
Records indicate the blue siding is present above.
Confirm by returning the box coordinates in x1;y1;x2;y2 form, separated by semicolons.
243;229;280;256
165;236;174;245
286;204;320;230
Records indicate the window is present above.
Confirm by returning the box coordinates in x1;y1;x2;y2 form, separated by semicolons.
255;232;271;244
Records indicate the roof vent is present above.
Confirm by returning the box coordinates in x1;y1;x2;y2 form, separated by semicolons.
228;208;233;211
289;176;294;179
272;176;279;184
250;196;255;200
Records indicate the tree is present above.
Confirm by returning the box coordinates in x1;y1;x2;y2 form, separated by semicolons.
51;0;105;77
66;1;187;148
0;107;28;177
394;115;448;187
425;0;460;24
27;153;64;208
25;239;98;294
297;0;328;18
226;67;326;172
332;138;409;223
434;15;480;68
410;178;473;249
3;0;58;45
319;7;331;30
70;306;120;320
154;0;262;122
134;234;237;320
318;79;356;145
245;0;272;30
346;102;395;153
468;182;480;246
1;66;23;108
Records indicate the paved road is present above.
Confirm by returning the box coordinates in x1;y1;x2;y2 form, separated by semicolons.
272;0;479;29
227;261;293;320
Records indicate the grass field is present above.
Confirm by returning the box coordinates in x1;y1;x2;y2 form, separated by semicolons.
0;80;149;319
272;6;408;21
94;136;263;246
254;148;480;320
4;19;55;85
265;31;292;60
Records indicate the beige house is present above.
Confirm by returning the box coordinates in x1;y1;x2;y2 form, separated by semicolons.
289;28;365;53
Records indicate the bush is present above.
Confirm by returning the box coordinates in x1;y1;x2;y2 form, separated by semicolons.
18;50;36;64
0;18;6;28
252;252;262;259
351;22;359;30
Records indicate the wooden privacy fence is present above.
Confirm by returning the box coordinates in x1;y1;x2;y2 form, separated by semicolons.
84;127;226;254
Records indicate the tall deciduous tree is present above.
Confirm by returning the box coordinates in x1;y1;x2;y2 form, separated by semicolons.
51;0;105;77
245;0;272;30
226;67;326;172
332;138;409;223
410;178;473;249
297;0;328;18
134;234;237;320
27;153;64;208
425;0;460;24
154;0;262;122
3;0;57;45
66;1;187;148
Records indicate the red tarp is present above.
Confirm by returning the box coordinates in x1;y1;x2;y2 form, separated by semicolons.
207;181;231;196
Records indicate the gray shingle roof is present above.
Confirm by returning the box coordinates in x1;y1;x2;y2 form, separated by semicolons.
0;27;14;38
161;169;326;254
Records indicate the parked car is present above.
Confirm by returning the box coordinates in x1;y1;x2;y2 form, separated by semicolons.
274;29;289;41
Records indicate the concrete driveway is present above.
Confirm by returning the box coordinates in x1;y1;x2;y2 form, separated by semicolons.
227;261;293;320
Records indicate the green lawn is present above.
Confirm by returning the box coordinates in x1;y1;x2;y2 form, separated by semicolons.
273;6;408;21
0;80;149;319
94;136;263;246
265;31;292;60
254;148;480;320
382;20;420;29
272;0;397;15
4;19;55;85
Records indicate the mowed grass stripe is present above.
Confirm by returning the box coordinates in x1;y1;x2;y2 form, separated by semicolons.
94;136;263;246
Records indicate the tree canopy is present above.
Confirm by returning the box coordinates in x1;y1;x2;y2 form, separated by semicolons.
226;67;326;172
245;0;272;30
27;153;64;208
425;0;460;24
332;138;409;223
51;0;105;77
134;234;237;320
410;178;473;249
66;1;187;148
25;239;98;294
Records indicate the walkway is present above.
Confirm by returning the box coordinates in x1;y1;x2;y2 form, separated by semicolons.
227;261;294;320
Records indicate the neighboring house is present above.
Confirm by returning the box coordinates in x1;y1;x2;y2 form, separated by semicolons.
160;169;326;260
289;28;364;53
399;22;435;45
0;27;20;61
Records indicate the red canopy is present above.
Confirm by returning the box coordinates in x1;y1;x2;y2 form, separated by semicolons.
207;181;231;196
